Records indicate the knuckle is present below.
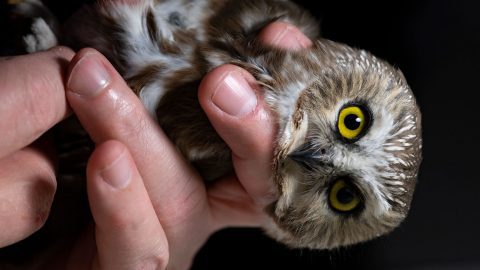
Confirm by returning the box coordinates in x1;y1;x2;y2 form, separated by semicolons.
115;107;152;143
107;210;151;235
107;211;137;231
0;174;55;245
145;247;169;270
28;172;57;229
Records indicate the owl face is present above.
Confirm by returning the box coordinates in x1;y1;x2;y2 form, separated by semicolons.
268;42;422;249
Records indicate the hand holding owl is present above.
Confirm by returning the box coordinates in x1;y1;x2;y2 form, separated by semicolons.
0;20;307;269
62;22;310;270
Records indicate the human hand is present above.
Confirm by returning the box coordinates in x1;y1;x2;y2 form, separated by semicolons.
0;47;73;248
60;22;311;269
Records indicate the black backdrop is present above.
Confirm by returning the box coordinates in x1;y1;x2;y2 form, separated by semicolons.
1;0;480;269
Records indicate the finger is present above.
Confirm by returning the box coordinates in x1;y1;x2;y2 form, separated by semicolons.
65;49;210;266
198;64;277;206
199;23;312;210
0;46;73;159
207;175;270;228
0;140;57;247
65;48;204;212
87;140;168;270
258;21;313;50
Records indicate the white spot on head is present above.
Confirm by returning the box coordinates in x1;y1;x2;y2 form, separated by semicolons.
24;18;58;52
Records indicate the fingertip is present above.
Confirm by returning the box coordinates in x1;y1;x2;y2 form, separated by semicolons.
68;47;102;72
86;140;133;218
258;21;313;50
47;45;75;59
198;64;244;105
67;48;113;98
87;140;130;189
199;64;259;119
88;140;126;167
86;140;169;269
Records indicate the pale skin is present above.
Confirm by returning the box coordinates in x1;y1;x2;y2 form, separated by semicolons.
0;12;312;269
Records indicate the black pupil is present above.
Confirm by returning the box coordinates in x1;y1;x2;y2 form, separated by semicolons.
337;186;356;204
344;114;361;130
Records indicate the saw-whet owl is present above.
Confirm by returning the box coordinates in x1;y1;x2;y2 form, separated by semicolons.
20;0;423;250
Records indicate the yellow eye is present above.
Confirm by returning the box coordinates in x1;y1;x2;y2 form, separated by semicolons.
329;179;361;213
337;105;369;141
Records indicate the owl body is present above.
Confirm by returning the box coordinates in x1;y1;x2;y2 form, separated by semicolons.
23;0;422;249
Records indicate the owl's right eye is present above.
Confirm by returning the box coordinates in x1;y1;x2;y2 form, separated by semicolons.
337;105;371;142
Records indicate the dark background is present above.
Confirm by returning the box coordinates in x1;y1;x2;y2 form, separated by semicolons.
1;0;480;269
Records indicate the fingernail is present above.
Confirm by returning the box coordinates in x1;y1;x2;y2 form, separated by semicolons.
99;150;131;189
271;24;312;50
212;71;257;117
68;53;110;97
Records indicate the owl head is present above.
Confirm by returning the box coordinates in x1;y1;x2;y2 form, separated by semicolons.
262;39;422;249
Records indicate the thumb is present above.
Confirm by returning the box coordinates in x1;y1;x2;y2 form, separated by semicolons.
198;23;312;206
198;64;277;206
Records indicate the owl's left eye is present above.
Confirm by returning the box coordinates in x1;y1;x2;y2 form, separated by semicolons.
328;179;362;213
337;105;371;141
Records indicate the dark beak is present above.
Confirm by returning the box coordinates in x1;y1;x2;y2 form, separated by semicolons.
288;142;328;170
288;149;315;163
288;142;333;170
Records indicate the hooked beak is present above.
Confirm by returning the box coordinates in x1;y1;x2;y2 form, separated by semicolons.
288;142;330;170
